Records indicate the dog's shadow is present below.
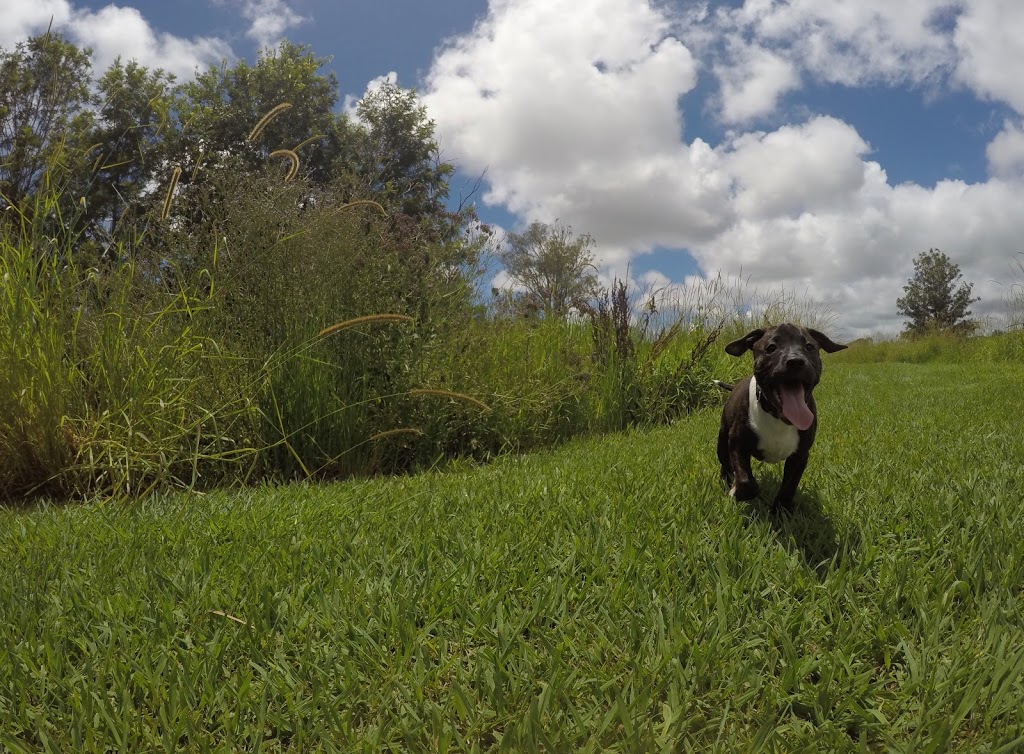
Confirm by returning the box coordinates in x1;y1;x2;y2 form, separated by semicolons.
742;481;857;579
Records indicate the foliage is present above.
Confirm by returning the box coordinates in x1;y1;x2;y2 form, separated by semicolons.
353;82;456;222
1004;252;1024;332
75;59;177;247
172;41;342;183
896;249;979;336
497;220;602;318
0;32;93;226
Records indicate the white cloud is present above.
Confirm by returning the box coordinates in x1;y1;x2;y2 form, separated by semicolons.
722;116;872;219
691;174;1020;335
986;121;1024;178
420;0;1024;336
423;0;731;259
70;6;230;81
954;0;1024;115
0;0;231;81
715;41;800;124
230;0;307;51
713;0;959;89
0;0;73;50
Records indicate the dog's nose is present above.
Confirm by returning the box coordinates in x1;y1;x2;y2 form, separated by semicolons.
786;356;806;369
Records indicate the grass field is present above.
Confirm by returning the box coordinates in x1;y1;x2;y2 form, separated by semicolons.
2;360;1023;752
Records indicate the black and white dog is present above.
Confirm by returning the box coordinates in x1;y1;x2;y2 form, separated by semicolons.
714;323;847;507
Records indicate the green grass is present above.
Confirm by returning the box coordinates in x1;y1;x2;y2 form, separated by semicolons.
834;331;1024;365
2;361;1023;751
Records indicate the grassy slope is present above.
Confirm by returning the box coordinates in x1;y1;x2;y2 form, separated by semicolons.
1;362;1023;752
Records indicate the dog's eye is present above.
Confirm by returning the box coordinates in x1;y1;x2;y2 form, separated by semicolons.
766;343;777;354
804;342;816;351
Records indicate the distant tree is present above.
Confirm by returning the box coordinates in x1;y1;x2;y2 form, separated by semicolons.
897;249;979;336
0;32;93;219
498;221;602;318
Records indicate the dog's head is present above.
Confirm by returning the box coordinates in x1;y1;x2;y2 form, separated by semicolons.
724;323;847;430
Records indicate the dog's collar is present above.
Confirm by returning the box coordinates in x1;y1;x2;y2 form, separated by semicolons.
755;382;777;414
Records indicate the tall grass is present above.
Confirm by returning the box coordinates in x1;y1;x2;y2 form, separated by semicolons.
0;195;241;500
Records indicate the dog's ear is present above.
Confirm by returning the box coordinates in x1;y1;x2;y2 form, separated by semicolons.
806;328;848;353
724;328;765;356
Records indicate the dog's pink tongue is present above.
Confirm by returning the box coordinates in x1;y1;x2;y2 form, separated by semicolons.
779;385;814;430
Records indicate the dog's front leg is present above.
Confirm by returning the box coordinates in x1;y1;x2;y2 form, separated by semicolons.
728;446;759;501
774;452;808;508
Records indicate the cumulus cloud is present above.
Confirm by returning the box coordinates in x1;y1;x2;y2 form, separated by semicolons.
422;0;731;263
0;0;230;81
0;0;73;49
721;117;872;219
954;0;1024;114
715;41;800;124
417;0;1024;335
228;0;307;51
986;121;1024;178
709;0;959;91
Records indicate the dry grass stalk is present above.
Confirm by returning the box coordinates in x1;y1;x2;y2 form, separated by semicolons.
269;148;300;182
208;609;249;626
160;166;182;222
246;102;293;143
292;134;325;152
409;389;491;412
336;199;387;216
317;313;414;338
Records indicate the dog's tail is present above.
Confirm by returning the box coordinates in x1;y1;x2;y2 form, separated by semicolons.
711;379;734;393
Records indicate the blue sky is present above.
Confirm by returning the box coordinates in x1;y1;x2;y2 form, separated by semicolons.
5;0;1024;335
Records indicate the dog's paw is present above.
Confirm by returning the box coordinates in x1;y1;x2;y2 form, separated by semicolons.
733;481;759;501
771;494;796;510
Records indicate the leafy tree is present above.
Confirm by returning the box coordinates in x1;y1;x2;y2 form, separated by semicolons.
498;221;602;318
77;59;177;245
0;32;93;219
171;41;343;184
897;248;979;335
352;82;454;220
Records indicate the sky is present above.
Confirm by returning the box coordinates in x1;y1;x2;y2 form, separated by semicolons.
4;0;1024;337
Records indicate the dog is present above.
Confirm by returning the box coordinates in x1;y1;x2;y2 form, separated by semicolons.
714;323;847;507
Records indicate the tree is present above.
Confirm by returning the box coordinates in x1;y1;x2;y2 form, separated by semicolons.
76;59;176;245
498;221;601;318
352;82;454;220
0;32;93;218
171;41;344;186
897;249;979;336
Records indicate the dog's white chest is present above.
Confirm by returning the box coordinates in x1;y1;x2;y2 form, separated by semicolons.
748;378;799;463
